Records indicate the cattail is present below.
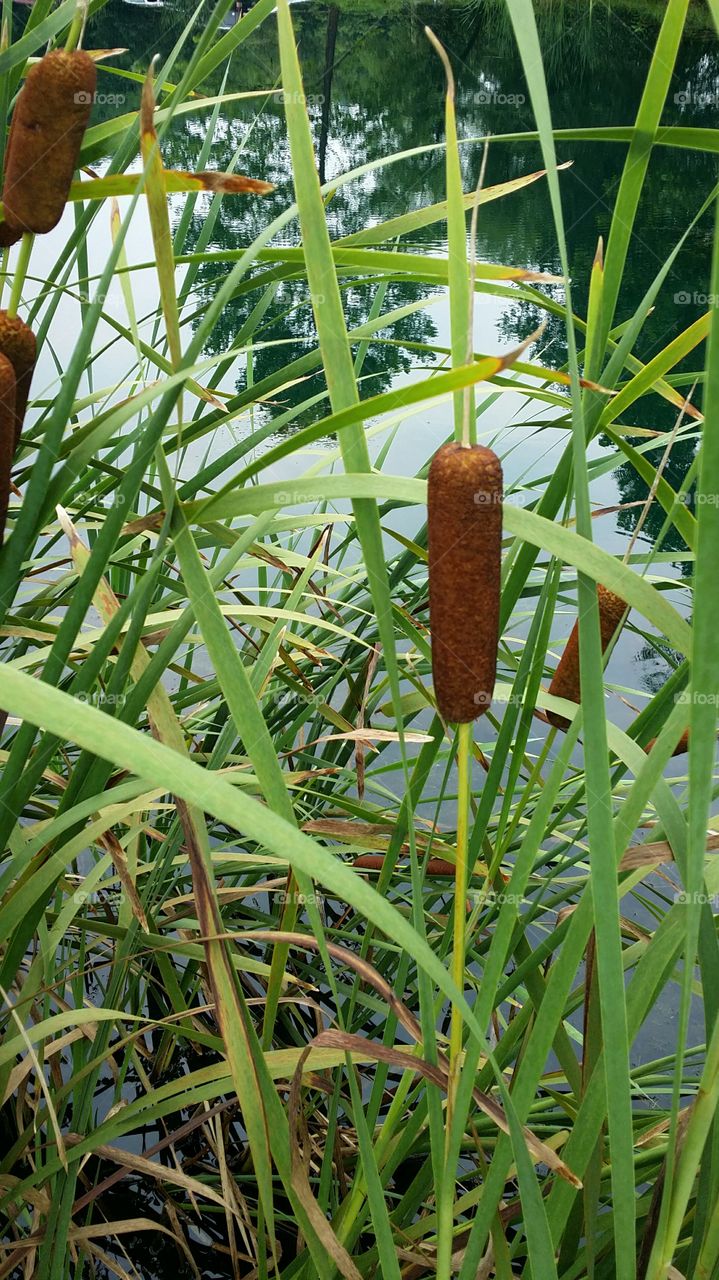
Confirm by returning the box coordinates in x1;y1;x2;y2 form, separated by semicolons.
0;109;19;246
0;312;35;448
645;728;690;757
0;224;21;249
353;854;465;878
1;50;96;237
428;441;503;723
0;353;16;543
547;585;627;730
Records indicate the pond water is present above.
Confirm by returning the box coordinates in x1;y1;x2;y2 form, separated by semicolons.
71;0;712;721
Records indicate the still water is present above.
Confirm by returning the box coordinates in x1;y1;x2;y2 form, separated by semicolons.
70;0;713;715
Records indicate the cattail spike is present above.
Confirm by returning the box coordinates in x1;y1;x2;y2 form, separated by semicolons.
1;50;96;237
547;585;627;730
0;352;16;544
645;728;690;758
0;312;36;448
428;441;503;723
0;223;21;249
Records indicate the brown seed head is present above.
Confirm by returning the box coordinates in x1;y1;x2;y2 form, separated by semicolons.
0;222;21;249
645;728;690;758
547;585;627;730
0;312;36;448
428;441;503;723
2;50;96;236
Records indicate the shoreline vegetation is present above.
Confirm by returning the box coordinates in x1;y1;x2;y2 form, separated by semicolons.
0;0;717;1277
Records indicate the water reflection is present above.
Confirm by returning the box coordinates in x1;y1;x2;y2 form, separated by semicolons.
46;1;719;615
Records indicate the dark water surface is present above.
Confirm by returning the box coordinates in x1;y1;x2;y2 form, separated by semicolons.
77;0;715;711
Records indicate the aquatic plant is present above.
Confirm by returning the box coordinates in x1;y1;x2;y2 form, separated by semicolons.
0;0;716;1277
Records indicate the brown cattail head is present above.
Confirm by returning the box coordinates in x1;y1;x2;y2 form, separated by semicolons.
0;312;36;448
428;441;503;723
0;352;17;543
2;50;96;237
353;854;464;878
547;585;627;730
0;223;21;249
645;728;690;758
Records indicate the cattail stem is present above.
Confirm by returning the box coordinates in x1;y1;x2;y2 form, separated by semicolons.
7;234;32;319
65;0;87;52
448;721;472;1123
0;249;9;304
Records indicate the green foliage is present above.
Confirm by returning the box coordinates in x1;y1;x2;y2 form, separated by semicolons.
0;0;716;1277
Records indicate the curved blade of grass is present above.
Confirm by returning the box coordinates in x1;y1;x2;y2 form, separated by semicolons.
505;3;640;1274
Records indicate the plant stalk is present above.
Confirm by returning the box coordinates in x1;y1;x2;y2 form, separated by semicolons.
448;720;472;1115
7;232;32;318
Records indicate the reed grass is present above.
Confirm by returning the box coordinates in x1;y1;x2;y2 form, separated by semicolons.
0;0;716;1277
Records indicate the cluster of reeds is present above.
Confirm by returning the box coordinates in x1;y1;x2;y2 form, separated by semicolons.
0;0;711;1277
0;44;93;537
